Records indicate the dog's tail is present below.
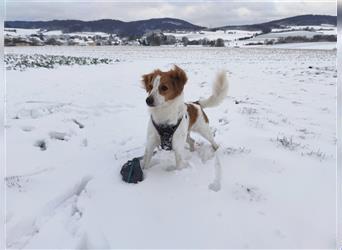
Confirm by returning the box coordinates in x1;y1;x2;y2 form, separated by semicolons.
197;71;228;109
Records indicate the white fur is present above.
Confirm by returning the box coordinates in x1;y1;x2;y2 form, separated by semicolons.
142;70;228;189
148;75;166;107
198;71;228;108
208;147;222;192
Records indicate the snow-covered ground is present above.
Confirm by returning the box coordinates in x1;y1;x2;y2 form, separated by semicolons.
253;30;327;40
164;29;259;41
247;42;336;50
4;28;41;37
5;25;336;48
271;25;336;35
165;25;336;47
5;28;111;38
5;46;336;248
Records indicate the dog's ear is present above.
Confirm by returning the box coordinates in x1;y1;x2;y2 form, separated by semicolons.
141;72;154;92
170;65;187;92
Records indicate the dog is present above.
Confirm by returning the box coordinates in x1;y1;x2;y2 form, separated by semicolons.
141;65;228;170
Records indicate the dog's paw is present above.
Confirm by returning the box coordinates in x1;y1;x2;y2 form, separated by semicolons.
140;159;150;170
209;182;221;192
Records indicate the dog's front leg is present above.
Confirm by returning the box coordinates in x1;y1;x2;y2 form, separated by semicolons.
141;121;159;169
142;138;158;169
172;126;187;170
174;147;185;169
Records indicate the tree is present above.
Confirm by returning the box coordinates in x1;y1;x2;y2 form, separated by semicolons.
146;33;162;46
261;26;272;34
181;36;189;46
215;38;225;47
45;37;58;45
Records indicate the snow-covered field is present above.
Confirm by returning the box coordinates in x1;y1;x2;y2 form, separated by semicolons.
247;42;336;50
253;30;329;40
5;28;111;38
271;25;336;35
5;26;336;48
5;46;336;248
164;29;259;41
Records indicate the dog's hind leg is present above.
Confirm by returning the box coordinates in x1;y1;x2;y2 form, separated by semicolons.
195;123;219;151
186;133;195;152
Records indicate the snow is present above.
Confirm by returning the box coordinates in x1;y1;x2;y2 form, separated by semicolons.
253;30;323;39
5;25;336;48
164;30;259;41
42;30;63;36
272;25;336;35
5;28;113;38
0;33;5;250
5;46;336;248
65;32;112;38
247;42;336;50
5;28;40;37
164;26;336;47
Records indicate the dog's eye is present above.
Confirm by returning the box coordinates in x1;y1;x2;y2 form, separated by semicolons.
161;85;168;91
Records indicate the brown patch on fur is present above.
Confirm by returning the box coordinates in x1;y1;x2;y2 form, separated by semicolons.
141;65;188;100
186;103;198;129
202;110;209;123
142;70;161;93
192;101;209;123
160;65;188;101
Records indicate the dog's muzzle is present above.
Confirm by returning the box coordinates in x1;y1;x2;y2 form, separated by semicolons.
146;96;154;106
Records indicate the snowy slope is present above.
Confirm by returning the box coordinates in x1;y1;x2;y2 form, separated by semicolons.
5;28;113;38
253;30;324;39
5;46;336;248
164;30;259;41
4;28;41;37
246;42;336;50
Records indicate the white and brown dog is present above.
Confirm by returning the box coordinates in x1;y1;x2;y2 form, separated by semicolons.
141;65;228;170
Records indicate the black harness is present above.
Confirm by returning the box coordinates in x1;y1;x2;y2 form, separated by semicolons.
151;116;183;151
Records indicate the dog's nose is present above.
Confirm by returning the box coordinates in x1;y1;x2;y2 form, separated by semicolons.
146;96;154;106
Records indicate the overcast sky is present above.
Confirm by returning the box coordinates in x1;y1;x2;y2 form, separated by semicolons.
5;0;336;27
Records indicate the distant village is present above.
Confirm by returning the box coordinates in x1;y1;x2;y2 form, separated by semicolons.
5;27;336;47
4;28;233;47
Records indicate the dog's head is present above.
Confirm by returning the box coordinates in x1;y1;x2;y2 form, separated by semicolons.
142;65;187;107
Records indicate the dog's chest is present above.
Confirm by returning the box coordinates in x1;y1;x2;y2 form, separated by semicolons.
151;116;183;150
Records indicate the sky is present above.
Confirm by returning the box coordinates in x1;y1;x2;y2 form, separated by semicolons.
5;0;337;27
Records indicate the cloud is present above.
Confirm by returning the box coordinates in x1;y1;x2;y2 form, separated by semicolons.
5;1;336;27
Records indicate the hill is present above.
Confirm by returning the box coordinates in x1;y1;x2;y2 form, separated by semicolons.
215;15;336;32
5;18;204;37
5;15;336;37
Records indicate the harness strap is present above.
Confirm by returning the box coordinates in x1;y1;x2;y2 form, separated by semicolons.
151;116;183;151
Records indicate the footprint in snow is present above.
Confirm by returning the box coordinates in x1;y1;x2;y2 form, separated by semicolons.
34;140;47;151
291;101;302;105
21;125;35;132
49;131;70;141
232;183;265;202
5;176;30;191
218;117;229;126
81;138;88;147
72;119;84;129
5;168;54;191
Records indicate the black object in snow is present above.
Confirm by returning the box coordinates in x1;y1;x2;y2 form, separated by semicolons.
120;157;144;183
